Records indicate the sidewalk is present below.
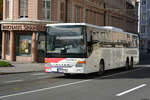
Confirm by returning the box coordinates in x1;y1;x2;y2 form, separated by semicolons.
0;61;45;75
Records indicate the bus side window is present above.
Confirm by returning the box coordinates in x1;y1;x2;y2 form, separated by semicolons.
136;38;139;48
87;32;92;57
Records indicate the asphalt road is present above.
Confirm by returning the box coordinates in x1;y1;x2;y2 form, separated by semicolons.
0;63;150;100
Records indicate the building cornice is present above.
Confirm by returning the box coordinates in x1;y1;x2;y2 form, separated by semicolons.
0;19;60;25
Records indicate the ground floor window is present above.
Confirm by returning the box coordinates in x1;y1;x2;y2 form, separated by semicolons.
38;32;46;57
16;34;32;56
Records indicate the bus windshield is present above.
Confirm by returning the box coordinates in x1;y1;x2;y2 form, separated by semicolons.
46;25;86;58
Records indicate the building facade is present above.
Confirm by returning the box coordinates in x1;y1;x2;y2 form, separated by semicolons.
105;0;138;33
1;0;138;62
139;0;150;53
0;0;2;58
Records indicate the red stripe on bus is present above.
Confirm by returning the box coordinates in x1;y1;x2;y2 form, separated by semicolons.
45;58;66;63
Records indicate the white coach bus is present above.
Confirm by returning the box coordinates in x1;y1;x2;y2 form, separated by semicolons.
44;23;139;75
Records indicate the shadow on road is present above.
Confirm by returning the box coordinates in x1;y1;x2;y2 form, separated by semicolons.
55;56;150;80
56;67;147;80
58;67;150;80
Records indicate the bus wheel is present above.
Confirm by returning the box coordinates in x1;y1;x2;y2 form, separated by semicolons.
98;60;105;75
125;58;129;70
130;57;134;69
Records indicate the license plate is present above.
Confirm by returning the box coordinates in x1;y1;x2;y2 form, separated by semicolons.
51;67;57;72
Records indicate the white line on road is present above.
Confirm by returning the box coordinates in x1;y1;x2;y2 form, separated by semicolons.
31;73;47;76
4;80;23;83
116;84;147;96
0;79;92;99
0;67;145;99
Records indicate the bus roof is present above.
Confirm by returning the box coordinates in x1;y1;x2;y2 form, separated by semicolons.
46;23;138;36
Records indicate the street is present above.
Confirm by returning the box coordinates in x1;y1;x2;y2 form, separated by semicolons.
0;0;148;100
0;61;150;100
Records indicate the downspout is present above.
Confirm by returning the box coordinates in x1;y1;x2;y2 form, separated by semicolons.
65;0;68;23
104;2;106;26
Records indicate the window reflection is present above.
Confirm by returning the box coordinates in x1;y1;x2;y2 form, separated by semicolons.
46;26;86;54
16;34;32;56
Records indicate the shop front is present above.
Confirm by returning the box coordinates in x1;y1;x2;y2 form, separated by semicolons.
1;22;46;62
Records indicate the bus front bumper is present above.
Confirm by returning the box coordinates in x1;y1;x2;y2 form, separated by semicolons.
45;66;85;74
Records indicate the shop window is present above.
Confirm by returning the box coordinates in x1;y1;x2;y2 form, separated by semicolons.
38;33;46;57
43;0;52;20
19;0;28;18
16;34;32;56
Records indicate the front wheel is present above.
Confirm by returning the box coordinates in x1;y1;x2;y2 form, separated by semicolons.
125;58;130;70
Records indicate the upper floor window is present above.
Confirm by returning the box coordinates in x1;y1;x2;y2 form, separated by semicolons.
60;2;65;22
141;25;146;33
19;0;28;18
93;12;97;25
142;0;146;5
75;6;81;23
141;13;146;21
6;0;9;19
43;0;52;20
85;9;89;23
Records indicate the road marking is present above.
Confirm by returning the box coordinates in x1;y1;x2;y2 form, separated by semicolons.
0;67;145;99
116;84;147;96
4;80;23;83
31;73;47;76
0;79;92;99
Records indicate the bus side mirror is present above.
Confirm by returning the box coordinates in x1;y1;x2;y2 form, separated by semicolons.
87;35;92;46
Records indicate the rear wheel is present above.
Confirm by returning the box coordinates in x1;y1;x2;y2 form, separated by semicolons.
125;58;130;70
130;57;134;69
97;60;105;75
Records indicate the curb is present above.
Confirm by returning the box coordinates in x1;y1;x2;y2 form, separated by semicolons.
0;70;45;75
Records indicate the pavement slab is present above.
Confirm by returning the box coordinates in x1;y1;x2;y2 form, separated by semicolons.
0;61;45;74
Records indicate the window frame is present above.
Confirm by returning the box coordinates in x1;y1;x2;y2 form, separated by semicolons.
75;6;81;23
6;0;9;19
19;0;28;18
42;0;52;20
